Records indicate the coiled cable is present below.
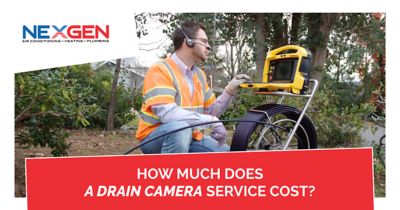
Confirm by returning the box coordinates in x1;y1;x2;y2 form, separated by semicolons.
231;103;317;151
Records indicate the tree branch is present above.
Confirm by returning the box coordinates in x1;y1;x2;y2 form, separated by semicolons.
15;99;35;123
139;37;169;51
27;111;66;118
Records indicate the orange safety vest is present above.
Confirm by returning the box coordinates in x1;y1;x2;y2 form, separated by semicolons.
135;57;216;141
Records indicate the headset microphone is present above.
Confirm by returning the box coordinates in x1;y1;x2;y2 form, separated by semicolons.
194;42;211;50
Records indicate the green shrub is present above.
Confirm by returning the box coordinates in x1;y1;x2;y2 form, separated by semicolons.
220;88;266;124
15;67;99;156
85;69;136;129
15;65;137;156
308;88;374;148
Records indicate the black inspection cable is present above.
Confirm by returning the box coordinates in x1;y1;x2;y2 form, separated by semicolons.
231;104;317;151
123;119;287;155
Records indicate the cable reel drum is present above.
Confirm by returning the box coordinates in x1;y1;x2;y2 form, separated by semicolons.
231;45;318;151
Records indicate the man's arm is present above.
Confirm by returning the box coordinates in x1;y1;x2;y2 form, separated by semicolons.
152;103;213;128
205;74;252;116
204;90;233;117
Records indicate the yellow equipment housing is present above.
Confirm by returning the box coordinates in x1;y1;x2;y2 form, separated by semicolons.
240;45;313;94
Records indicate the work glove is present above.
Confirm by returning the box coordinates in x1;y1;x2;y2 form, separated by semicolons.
210;116;228;146
225;74;252;95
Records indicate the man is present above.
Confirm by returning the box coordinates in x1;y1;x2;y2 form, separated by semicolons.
136;21;251;154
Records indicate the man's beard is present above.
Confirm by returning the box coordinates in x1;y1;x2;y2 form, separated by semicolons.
193;47;207;62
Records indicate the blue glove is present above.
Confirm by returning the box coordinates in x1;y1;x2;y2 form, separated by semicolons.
211;116;228;146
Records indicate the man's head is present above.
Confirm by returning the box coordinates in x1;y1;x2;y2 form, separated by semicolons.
172;21;211;62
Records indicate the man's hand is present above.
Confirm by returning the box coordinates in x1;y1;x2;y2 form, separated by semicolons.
210;116;228;146
225;74;252;95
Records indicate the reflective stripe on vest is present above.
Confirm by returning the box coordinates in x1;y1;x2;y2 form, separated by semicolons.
140;110;160;125
195;70;213;103
144;86;176;103
159;61;182;106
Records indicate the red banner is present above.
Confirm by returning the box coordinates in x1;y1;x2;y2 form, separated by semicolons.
26;148;373;210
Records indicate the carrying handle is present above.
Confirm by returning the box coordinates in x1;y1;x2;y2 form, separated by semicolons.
267;45;309;58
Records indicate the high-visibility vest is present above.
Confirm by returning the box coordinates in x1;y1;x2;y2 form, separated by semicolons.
135;57;216;141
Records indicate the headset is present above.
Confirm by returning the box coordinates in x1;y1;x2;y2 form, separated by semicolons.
178;27;211;50
178;27;195;48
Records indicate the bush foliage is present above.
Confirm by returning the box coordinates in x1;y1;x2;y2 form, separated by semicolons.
15;65;136;156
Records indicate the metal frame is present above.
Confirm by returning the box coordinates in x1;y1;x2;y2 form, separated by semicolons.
250;79;319;150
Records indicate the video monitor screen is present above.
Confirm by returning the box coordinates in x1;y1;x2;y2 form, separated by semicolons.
269;59;297;82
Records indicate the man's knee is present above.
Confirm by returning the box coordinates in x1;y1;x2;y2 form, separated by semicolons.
216;144;230;152
164;121;191;141
166;121;191;136
162;121;192;153
189;136;230;153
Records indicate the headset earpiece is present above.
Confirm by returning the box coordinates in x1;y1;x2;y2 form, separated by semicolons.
178;27;195;48
186;38;195;48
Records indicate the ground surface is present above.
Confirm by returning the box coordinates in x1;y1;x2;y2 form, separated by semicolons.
15;129;140;197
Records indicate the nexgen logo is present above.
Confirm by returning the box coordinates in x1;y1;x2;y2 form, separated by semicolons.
22;25;110;39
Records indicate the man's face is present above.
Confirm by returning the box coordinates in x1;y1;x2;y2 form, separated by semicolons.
192;29;210;62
